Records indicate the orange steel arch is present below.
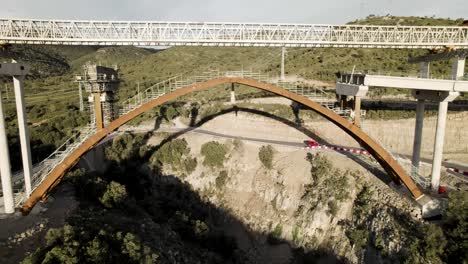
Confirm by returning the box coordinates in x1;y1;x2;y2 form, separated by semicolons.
21;77;424;213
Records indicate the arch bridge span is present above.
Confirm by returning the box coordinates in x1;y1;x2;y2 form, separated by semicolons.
21;77;423;213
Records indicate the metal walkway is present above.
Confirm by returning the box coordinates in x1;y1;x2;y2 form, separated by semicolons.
1;19;468;48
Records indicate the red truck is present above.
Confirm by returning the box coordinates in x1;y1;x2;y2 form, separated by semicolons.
305;140;320;147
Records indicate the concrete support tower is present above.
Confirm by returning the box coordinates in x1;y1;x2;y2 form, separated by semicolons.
230;83;236;104
0;90;14;213
411;99;425;176
335;79;368;126
75;65;120;130
451;57;466;80
0;62;32;213
280;47;286;81
412;90;459;191
78;82;84;112
419;62;430;78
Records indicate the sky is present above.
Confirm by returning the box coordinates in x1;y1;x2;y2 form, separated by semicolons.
0;0;466;24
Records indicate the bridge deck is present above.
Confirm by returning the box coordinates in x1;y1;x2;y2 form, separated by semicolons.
339;74;468;92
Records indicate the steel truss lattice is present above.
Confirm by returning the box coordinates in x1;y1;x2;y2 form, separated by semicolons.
1;19;468;48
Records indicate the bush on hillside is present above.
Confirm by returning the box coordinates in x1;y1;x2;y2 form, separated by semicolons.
216;170;229;189
99;181;128;208
150;138;197;174
259;145;275;169
200;141;227;168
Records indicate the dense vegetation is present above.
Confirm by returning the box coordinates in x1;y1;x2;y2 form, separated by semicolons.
19;134;468;263
200;141;227;168
22;133;245;263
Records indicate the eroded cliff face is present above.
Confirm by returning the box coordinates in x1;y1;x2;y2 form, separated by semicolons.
159;134;423;264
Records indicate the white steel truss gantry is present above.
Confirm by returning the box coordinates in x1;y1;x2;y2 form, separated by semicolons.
1;19;468;48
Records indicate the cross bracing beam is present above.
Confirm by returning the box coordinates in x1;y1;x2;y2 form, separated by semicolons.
1;19;468;48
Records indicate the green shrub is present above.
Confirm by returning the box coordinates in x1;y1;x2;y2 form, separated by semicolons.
183;157;198;174
405;224;447;264
105;133;144;164
99;181;128;208
327;200;338;217
292;226;301;244
150;138;197;174
347;229;368;252
259;145;275;169
272;224;283;238
443;191;468;263
200;141;227;168
216;170;228;189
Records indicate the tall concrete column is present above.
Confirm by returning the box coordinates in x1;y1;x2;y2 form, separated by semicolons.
230;83;236;104
430;101;448;191
93;93;104;130
353;96;361;126
411;99;425;176
280;47;286;80
340;95;347;110
0;90;15;214
451;57;465;80
13;75;33;197
78;82;84;112
419;62;430;78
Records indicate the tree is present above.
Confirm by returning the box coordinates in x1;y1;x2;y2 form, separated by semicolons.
99;181;128;208
405;224;446;264
259;145;274;169
443;191;468;263
200;141;227;168
150;138;197;174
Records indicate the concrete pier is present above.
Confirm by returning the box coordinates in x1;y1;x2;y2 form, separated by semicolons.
411;99;425;176
335;83;368;125
230;83;236;104
93;93;104;130
13;75;33;197
451;57;465;80
412;90;459;191
431;101;448;191
280;47;285;81
0;90;15;214
353;96;361;126
420;62;430;78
